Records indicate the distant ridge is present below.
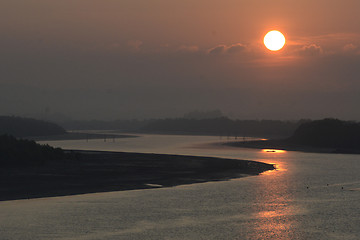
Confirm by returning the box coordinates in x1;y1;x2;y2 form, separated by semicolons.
288;118;360;149
226;118;360;154
0;116;66;137
61;118;306;138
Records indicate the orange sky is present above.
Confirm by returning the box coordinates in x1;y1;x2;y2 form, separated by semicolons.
1;0;360;120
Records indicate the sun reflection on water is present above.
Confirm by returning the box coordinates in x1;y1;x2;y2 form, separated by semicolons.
262;149;286;153
259;149;288;175
246;147;299;239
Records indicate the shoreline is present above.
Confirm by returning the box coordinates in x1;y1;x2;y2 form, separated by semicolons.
224;140;360;154
0;150;274;201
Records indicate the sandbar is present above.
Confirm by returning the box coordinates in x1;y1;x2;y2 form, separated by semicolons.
0;151;274;201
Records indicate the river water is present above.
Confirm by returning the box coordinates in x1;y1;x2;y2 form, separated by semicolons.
1;134;360;239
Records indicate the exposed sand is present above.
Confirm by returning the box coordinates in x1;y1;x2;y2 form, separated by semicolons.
0;150;274;201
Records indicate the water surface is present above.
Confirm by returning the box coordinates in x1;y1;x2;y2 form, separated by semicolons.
1;134;360;239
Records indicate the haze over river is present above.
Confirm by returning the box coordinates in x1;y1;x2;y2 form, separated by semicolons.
1;134;360;239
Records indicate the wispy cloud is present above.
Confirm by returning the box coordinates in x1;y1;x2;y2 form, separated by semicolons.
227;43;246;54
208;43;247;55
127;40;143;51
297;44;323;56
208;44;227;54
343;43;357;51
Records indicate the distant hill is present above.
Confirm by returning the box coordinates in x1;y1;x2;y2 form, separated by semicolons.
288;118;360;149
183;110;224;120
139;118;306;138
59;117;306;138
0;116;66;137
224;118;360;154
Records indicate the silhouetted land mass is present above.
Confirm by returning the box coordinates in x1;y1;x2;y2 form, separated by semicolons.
139;118;307;137
0;135;65;167
288;118;360;149
0;135;274;201
226;119;360;154
183;110;224;119
0;116;135;141
0;116;66;137
59;118;307;138
59;119;145;131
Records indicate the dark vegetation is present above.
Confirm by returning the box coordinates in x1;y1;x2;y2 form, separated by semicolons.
227;118;360;153
288;118;360;150
0;116;129;141
59;119;145;132
140;118;307;137
0;116;66;137
0;134;65;166
60;118;308;138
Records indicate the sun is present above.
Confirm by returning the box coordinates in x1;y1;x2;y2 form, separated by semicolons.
264;30;286;51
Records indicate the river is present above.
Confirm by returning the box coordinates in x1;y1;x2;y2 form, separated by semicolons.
1;134;360;239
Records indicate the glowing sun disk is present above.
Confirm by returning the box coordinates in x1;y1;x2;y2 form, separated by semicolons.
264;30;286;51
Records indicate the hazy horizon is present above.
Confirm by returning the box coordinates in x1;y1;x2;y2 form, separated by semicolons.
2;0;360;121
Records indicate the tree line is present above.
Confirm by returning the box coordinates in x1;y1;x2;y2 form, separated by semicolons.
60;117;309;138
288;118;360;149
0;134;66;166
0;116;65;137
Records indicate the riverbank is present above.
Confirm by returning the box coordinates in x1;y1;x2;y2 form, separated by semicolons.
224;140;360;154
0;150;274;201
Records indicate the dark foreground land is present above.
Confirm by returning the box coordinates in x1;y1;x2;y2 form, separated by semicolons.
0;151;274;201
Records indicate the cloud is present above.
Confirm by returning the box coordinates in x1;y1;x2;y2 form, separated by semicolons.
127;40;143;51
343;43;357;51
208;45;226;54
226;43;246;54
208;43;246;55
342;43;360;55
290;33;360;56
297;44;323;56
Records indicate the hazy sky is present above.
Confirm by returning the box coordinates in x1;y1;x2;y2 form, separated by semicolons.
2;0;360;120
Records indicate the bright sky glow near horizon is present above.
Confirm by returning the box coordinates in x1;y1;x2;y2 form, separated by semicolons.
1;0;360;120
